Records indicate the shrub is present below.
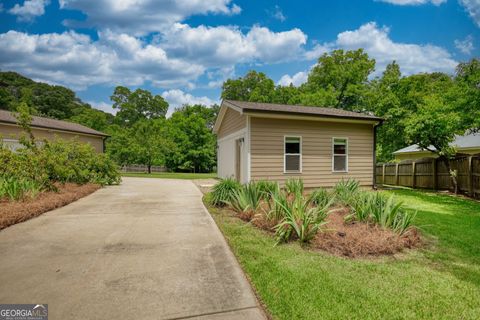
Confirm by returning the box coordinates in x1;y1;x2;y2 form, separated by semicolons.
309;188;335;208
333;179;360;205
256;180;280;200
285;178;304;197
210;177;241;206
274;195;330;244
265;187;289;223
346;192;416;235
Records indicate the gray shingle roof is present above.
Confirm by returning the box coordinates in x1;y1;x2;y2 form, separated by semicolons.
224;100;382;121
393;132;480;154
0;109;108;137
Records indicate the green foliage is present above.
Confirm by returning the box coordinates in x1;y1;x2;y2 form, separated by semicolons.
346;192;416;234
308;188;335;208
110;86;169;126
222;70;275;102
164;105;216;173
274;194;330;244
210;177;241;206
228;182;263;216
0;176;42;201
256;180;280;200
0;138;120;191
285;178;304;197
333;179;360;205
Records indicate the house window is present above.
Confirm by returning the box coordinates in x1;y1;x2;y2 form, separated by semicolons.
333;138;348;172
284;136;301;173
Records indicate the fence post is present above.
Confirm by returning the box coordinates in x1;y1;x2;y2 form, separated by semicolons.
432;158;437;190
382;164;386;185
468;156;474;196
412;161;416;189
395;163;399;186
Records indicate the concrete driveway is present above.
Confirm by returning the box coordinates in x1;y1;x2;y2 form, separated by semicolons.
0;177;265;320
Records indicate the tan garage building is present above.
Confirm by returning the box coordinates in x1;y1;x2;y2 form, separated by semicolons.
0;109;108;152
213;100;383;188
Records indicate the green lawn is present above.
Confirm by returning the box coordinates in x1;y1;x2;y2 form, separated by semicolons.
207;189;480;319
122;172;217;179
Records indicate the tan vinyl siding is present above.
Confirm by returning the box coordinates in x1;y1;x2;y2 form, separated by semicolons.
250;117;374;188
217;107;246;138
0;123;104;153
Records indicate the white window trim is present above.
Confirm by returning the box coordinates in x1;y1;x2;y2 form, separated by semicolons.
332;137;349;173
284;135;302;174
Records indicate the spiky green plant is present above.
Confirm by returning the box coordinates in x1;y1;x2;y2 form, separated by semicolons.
346;191;416;235
333;178;360;205
285;178;304;197
274;195;331;244
308;188;335;208
256;180;280;200
0;176;43;201
210;177;241;206
228;182;263;214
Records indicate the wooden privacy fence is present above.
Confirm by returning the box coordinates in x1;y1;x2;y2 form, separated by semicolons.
376;156;480;199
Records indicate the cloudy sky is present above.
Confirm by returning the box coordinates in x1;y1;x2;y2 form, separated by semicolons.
1;0;479;115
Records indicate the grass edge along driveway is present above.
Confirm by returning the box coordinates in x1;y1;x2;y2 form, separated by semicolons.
205;189;480;320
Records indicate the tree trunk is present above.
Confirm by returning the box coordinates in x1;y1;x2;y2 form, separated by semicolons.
442;156;458;194
148;164;152;174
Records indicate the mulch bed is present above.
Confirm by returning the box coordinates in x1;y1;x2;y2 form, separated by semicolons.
227;205;421;258
0;183;101;230
314;208;421;258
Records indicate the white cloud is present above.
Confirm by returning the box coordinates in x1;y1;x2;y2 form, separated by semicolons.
377;0;446;5
59;0;241;35
270;5;286;22
161;89;217;116
304;43;330;60
460;0;480;27
161;24;307;66
87;100;116;114
321;22;457;75
8;0;50;21
455;35;475;54
277;71;308;86
0;30;204;90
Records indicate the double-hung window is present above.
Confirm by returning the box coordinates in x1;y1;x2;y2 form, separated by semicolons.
284;136;301;173
332;138;348;172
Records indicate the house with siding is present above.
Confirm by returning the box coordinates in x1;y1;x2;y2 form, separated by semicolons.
0;109;108;152
213;100;383;188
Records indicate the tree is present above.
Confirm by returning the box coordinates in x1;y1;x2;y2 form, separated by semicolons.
304;49;375;110
70;107;113;131
165;107;216;173
454;59;480;131
110;86;169;126
404;96;462;192
221;71;275;102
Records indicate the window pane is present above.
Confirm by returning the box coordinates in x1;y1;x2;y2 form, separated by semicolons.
285;137;300;154
334;144;346;155
334;155;347;171
285;154;300;171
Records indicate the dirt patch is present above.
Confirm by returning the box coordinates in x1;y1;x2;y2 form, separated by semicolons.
314;208;421;258
0;183;100;230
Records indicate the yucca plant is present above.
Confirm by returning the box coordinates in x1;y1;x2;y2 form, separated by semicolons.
285;178;304;197
333;178;360;205
308;188;335;208
274;195;331;244
210;177;241;206
228;182;263;216
256;180;280;200
265;187;289;223
347;191;416;235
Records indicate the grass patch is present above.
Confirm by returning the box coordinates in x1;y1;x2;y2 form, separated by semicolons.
206;189;480;319
121;172;217;179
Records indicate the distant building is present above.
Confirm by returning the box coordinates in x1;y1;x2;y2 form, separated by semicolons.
0;109;108;152
393;132;480;161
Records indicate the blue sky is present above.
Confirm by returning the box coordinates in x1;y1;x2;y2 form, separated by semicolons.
1;0;479;115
